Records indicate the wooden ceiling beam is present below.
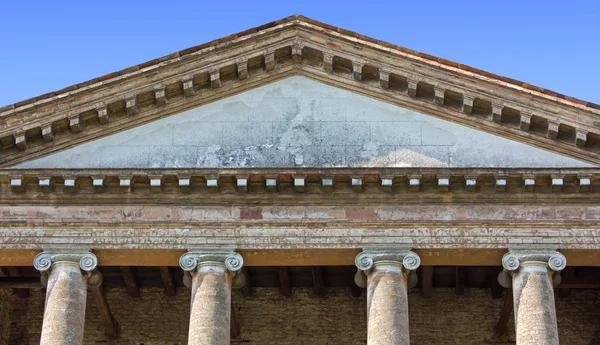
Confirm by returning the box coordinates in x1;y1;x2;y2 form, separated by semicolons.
490;268;504;299
120;266;140;298
558;266;577;299
6;266;25;278
279;267;291;297
159;267;176;297
558;283;600;288
0;277;42;289
240;266;252;297
455;266;466;295
350;283;362;298
558;273;600;289
312;266;325;298
494;289;513;338
349;266;362;298
420;266;433;298
230;303;240;339
89;283;119;339
6;266;29;298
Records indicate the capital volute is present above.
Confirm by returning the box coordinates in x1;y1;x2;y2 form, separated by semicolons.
179;249;243;273
502;250;566;273
354;247;420;289
498;249;566;288
355;247;420;272
179;248;245;288
33;247;102;286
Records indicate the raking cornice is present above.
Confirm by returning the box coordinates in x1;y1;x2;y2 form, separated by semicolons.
1;15;599;167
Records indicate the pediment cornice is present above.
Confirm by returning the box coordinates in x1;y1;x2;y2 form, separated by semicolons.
1;16;599;167
1;167;598;204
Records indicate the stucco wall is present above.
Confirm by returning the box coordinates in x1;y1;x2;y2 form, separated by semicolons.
5;287;600;344
17;76;590;169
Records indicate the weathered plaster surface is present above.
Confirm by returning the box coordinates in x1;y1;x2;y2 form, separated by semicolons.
17;77;591;168
2;204;600;250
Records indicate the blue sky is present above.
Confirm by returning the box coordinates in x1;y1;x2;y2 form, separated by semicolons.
1;0;598;106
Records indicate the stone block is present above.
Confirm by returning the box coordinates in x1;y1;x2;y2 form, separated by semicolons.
14;132;27;149
41;124;54;142
462;95;475;114
397;146;450;167
346;145;396;167
99;146;150;168
370;122;420;146
69;115;82;133
273;120;321;147
148;146;199;168
172;122;222;146
221;122;273;148
320;121;369;147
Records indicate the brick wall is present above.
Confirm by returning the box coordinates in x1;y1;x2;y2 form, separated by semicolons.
5;287;600;344
0;290;10;345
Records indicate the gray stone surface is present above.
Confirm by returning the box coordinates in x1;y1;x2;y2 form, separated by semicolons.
16;76;592;168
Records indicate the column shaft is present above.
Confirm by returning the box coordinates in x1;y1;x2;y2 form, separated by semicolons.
188;265;232;345
366;263;410;345
500;250;566;345
512;263;559;345
356;249;419;345
40;262;88;345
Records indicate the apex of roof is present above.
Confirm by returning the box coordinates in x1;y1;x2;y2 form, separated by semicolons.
1;15;600;167
1;14;598;113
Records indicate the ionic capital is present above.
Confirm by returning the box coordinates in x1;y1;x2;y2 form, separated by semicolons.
355;247;420;272
498;249;566;288
33;247;102;286
179;248;245;288
502;250;566;272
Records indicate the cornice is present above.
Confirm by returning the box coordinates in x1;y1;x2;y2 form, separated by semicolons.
0;167;598;205
1;20;599;167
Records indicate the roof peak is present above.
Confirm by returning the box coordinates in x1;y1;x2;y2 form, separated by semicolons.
1;15;600;168
1;15;598;113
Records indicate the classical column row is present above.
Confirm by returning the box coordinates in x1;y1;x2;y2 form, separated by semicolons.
32;247;566;345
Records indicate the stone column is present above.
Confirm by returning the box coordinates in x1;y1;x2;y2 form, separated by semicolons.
179;248;244;345
498;249;567;345
355;247;420;345
33;248;102;345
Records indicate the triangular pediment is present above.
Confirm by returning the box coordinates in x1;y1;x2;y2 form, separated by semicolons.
1;15;599;168
16;77;591;168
